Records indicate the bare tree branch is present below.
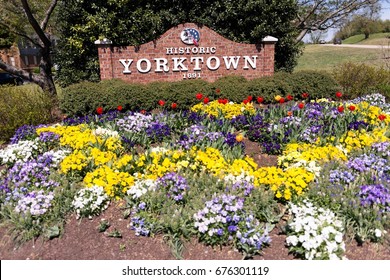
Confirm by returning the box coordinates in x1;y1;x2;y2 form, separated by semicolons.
20;0;51;46
295;0;380;42
40;0;58;31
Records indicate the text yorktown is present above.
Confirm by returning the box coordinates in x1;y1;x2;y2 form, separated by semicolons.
119;46;259;74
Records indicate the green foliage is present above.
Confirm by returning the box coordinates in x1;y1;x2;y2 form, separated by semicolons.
284;71;341;99
55;0;301;86
60;71;341;117
0;85;55;142
332;62;390;99
0;29;15;49
0;175;78;245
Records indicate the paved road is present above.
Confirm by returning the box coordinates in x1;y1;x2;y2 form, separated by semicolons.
322;44;390;49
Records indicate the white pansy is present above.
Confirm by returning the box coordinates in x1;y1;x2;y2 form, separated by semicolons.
93;127;119;138
286;200;346;260
72;185;110;219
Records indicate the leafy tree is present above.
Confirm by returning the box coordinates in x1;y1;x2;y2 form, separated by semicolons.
0;29;16;49
55;0;301;86
0;0;58;95
295;0;381;42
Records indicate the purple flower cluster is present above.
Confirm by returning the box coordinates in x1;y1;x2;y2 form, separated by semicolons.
194;194;270;255
304;103;324;120
329;169;356;185
63;110;121;126
300;125;323;143
236;214;271;252
176;125;224;149
359;184;390;212
348;120;369;131
14;190;55;216
10;124;44;144
194;194;244;238
129;216;151;236
0;153;59;204
157;172;189;202
371;142;390;157
38;132;59;143
225;181;254;196
347;154;390;174
145;121;171;143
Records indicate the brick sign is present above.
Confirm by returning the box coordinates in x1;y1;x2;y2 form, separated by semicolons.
95;23;277;83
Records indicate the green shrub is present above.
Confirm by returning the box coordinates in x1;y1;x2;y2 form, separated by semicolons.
60;71;342;116
211;75;248;102
332;62;390;99
146;79;211;109
0;85;55;142
247;75;292;103
287;71;341;100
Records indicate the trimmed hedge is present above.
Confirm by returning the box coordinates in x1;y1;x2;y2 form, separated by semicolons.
60;71;341;116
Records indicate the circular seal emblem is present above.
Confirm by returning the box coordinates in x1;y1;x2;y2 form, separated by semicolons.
180;28;200;46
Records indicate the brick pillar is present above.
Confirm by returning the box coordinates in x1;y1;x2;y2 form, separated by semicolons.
95;38;113;80
261;36;278;76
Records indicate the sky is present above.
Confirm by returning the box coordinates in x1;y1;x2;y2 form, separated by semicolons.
381;1;390;20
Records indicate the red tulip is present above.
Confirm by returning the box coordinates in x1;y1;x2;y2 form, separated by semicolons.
338;106;344;113
302;93;309;99
203;97;209;104
247;96;253;102
348;105;356;111
287;94;293;101
243;99;249;105
171;103;177;109
378;114;386;121
257;96;264;103
96;107;103;115
158;100;165;106
336;92;343;98
196;93;203;100
298;103;305;109
140;110;146;114
117;105;123;111
279;98;285;104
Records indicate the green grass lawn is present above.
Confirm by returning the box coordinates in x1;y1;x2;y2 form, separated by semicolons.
295;44;389;72
342;32;390;45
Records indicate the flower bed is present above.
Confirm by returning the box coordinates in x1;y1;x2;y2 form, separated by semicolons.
0;93;389;259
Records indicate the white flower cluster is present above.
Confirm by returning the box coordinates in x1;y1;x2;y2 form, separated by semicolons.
92;127;119;138
72;185;110;219
127;178;157;199
0;140;39;165
42;149;70;166
286;200;346;260
116;113;153;133
222;172;254;185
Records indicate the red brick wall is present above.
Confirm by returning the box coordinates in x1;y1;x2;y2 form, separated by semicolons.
97;23;276;83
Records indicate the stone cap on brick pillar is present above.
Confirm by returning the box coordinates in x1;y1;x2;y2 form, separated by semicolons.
262;36;278;43
94;38;113;45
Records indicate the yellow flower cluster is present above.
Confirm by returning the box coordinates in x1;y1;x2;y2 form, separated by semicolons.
339;128;389;152
83;165;135;199
60;151;88;173
37;124;96;150
190;100;256;119
37;124;127;197
278;143;347;169
253;166;315;201
357;102;390;126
